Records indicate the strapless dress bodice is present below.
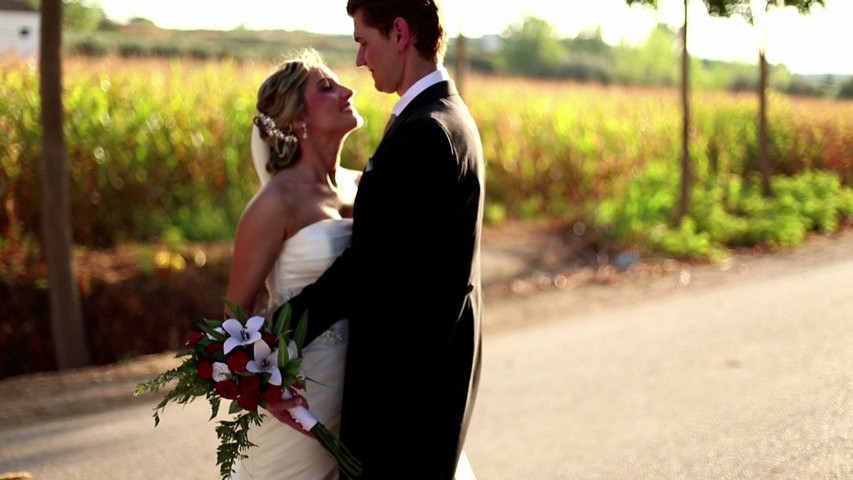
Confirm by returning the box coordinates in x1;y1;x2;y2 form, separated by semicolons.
266;218;353;310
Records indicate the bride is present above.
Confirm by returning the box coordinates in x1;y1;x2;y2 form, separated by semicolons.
224;50;477;479
224;50;361;480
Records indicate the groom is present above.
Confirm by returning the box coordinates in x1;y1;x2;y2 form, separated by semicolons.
269;0;484;478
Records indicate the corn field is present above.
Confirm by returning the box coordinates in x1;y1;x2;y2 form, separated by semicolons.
1;57;851;254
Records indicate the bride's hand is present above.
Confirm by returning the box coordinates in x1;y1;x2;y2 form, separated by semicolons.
265;391;316;438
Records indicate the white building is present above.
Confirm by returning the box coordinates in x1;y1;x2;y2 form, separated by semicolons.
0;0;39;60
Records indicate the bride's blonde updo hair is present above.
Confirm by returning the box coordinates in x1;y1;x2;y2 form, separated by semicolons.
254;49;325;173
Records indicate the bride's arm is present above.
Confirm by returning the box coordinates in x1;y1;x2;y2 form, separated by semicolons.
224;188;290;317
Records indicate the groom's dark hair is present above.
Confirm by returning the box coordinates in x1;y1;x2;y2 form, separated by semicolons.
347;0;447;64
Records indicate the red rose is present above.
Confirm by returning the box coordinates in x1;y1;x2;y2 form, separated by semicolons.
237;393;259;412
261;331;278;347
184;331;204;348
206;341;224;356
262;386;283;404
239;375;261;395
197;360;213;379
214;379;239;400
226;350;250;373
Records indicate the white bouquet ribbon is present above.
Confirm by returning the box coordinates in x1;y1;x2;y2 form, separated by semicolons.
282;389;319;431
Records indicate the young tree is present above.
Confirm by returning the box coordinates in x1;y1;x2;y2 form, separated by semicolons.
40;0;91;369
627;0;692;222
497;16;566;77
25;0;107;32
838;77;853;99
703;0;826;197
454;33;469;98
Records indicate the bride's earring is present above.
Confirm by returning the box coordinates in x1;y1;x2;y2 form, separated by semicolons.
302;122;308;140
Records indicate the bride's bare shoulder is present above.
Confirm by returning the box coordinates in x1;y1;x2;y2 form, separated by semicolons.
240;176;298;228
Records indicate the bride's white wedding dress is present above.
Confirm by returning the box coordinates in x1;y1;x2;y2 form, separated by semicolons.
231;218;352;480
230;217;478;480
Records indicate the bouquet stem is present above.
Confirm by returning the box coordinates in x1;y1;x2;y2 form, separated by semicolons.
311;423;364;479
283;390;363;478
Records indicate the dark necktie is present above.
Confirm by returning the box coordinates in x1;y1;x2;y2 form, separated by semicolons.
383;113;397;137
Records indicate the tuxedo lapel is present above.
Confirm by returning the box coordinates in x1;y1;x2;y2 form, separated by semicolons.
382;113;398;136
373;80;457;156
361;79;459;210
392;80;456;133
365;113;398;173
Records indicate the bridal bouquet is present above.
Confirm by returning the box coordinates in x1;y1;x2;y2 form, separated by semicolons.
134;301;363;479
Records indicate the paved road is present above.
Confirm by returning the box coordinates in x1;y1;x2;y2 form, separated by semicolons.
465;257;852;479
1;256;851;479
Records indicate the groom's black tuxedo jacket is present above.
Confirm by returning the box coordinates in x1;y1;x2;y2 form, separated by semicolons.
283;79;484;479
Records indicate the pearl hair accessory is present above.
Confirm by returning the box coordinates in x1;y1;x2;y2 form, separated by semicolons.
302;122;308;140
255;113;298;158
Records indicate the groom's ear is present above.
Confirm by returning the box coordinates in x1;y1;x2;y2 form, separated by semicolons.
391;17;413;52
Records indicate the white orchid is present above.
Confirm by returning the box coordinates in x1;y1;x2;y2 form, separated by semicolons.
246;340;282;386
221;316;265;354
211;362;231;382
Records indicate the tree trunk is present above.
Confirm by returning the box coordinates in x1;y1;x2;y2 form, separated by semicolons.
40;0;91;369
677;0;691;222
758;49;773;197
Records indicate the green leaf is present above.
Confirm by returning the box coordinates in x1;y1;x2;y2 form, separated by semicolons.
209;395;221;421
294;310;308;352
223;298;246;323
304;375;329;389
278;336;292;373
204;318;223;328
274;303;292;340
198;322;227;342
228;400;242;415
214;412;263;479
284;360;301;378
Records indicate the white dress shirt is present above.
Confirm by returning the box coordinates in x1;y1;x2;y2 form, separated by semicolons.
391;66;451;117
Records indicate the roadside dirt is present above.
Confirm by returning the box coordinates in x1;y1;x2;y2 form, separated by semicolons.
481;220;853;332
1;221;852;428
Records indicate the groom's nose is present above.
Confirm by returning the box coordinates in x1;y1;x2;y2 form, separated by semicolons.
355;48;366;68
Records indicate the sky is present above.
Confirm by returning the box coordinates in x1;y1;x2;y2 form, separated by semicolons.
97;0;853;75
